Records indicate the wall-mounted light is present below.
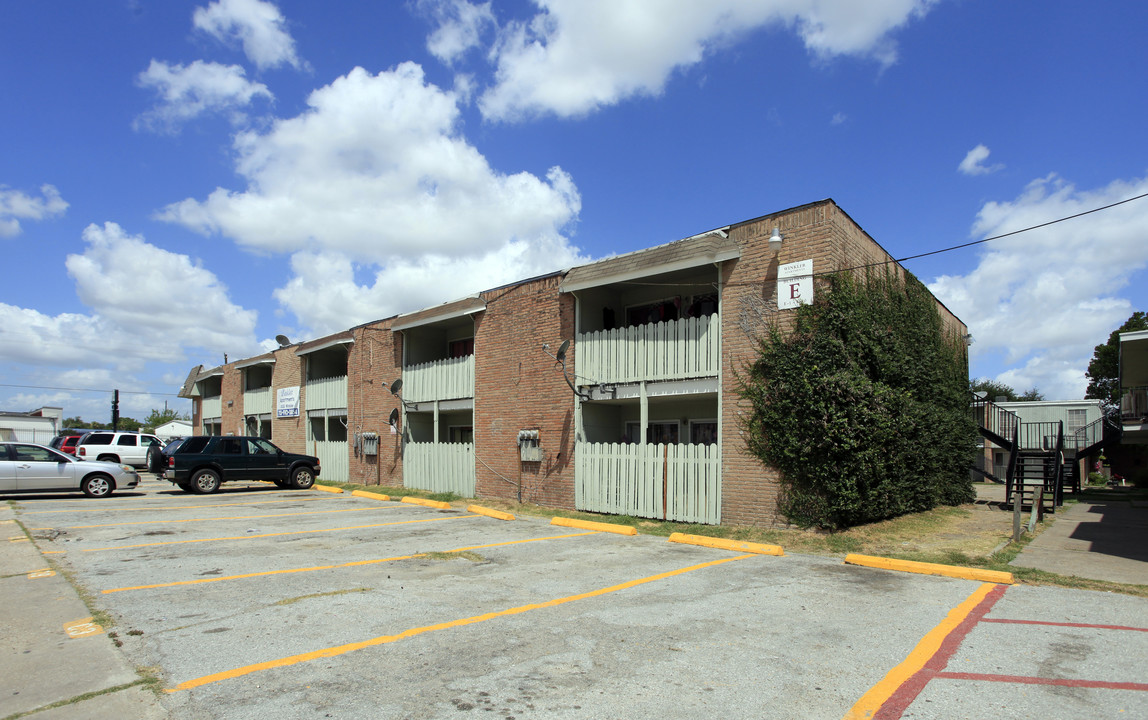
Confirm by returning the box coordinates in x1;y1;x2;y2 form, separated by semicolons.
769;227;783;250
226;400;234;407
964;333;975;347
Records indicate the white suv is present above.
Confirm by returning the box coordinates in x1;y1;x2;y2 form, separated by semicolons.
76;431;162;468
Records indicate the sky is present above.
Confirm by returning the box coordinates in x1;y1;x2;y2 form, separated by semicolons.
2;0;1147;424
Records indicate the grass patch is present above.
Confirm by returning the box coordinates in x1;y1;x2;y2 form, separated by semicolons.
275;588;370;606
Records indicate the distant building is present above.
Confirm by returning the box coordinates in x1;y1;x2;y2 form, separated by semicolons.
153;419;193;441
0;407;63;444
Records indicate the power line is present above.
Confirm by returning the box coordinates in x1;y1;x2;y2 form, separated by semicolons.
0;383;181;397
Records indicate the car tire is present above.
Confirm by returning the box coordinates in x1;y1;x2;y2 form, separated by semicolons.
290;466;315;490
97;454;120;464
81;474;114;498
190;469;221;494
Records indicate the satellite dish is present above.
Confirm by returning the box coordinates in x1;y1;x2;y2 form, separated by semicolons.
555;339;570;363
388;408;399;427
973;391;988;399
275;334;291;347
389;378;403;396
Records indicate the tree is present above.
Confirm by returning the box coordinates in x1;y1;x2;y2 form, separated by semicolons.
144;408;189;428
970;378;1044;402
1086;311;1148;408
738;270;976;529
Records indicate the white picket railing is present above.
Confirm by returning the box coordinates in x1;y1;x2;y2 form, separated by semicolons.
201;396;222;419
403;442;475;496
243;387;272;415
305;375;348;410
575;442;720;524
312;440;348;483
576;314;720;385
404;355;474;402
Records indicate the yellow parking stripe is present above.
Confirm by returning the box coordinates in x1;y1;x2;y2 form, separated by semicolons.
102;532;598;594
62;505;404;529
20;497;312;514
81;514;479;552
167;553;753;692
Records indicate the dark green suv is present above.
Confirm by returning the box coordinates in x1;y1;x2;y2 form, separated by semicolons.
163;436;320;494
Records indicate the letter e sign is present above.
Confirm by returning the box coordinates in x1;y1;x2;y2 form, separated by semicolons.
777;260;813;310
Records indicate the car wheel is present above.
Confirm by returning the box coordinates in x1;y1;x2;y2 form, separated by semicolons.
81;474;114;498
290;466;315;490
190;469;221;494
97;454;120;464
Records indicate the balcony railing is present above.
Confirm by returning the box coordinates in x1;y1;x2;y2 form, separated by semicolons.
404;355;474;403
305;375;348;410
243;387;272;415
201;396;222;419
1122;386;1148;421
577;314;720;385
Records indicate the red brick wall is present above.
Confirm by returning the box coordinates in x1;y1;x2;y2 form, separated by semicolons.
719;200;968;526
270;347;306;453
346;320;404;486
475;275;577;508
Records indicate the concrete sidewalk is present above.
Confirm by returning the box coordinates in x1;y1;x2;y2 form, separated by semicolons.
0;505;166;720
1009;487;1148;586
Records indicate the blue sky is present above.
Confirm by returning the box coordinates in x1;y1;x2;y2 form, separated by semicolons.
2;0;1147;423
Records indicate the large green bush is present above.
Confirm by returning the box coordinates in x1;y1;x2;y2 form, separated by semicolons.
738;270;976;529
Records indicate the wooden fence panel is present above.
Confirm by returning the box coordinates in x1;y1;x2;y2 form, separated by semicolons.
575;442;720;524
404;442;475;497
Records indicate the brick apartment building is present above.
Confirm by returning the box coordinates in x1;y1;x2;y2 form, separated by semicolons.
179;199;966;526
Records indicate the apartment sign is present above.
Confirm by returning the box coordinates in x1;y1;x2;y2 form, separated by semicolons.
778;259;813;310
276;386;300;418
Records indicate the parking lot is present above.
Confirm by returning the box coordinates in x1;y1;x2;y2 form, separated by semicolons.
6;474;1148;719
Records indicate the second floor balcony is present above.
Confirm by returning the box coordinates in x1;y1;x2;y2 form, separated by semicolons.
243;386;272;416
201;396;222;419
404;355;474;403
577;313;720;385
305;375;348;410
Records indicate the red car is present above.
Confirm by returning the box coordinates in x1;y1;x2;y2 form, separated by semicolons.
52;435;83;455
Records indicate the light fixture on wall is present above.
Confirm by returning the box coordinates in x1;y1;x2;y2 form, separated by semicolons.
769;227;783;250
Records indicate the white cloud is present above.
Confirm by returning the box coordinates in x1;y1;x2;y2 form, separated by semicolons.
421;0;496;65
958;144;1003;176
135;60;272;132
929;173;1148;400
0;184;68;238
0;222;261;376
193;0;305;71
474;0;937;121
159;63;585;335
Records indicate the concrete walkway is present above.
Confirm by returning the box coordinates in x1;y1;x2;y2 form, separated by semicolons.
1010;487;1148;585
1;505;167;720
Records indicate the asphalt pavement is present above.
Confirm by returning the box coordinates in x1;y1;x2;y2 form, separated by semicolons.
3;480;1145;719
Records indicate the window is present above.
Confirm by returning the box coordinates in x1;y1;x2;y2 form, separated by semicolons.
448;426;473;443
219;438;243;454
449;338;474;358
689;420;717;445
1067;409;1087;434
117;435;138;447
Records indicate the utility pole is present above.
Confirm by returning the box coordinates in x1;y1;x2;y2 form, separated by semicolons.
111;389;120;431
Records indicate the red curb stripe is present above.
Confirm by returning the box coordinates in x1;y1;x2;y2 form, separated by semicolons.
875;584;1009;719
981;618;1148;633
936;672;1148;692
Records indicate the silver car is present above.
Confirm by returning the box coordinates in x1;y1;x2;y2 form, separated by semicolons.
0;442;140;497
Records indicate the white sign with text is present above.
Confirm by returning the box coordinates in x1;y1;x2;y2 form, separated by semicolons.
777;260;814;310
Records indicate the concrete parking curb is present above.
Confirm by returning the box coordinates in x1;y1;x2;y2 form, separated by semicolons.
551;517;637;535
668;533;784;556
467;505;515;521
351;489;391;501
844;553;1015;584
312;484;344;494
401;496;452;509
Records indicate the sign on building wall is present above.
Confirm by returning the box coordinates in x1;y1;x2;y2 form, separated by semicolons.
276;386;300;418
778;259;814;310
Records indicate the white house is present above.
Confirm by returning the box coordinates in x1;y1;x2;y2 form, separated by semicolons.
153;419;193;441
0;407;63;444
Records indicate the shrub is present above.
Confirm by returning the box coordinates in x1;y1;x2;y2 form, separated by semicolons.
738;269;976;529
